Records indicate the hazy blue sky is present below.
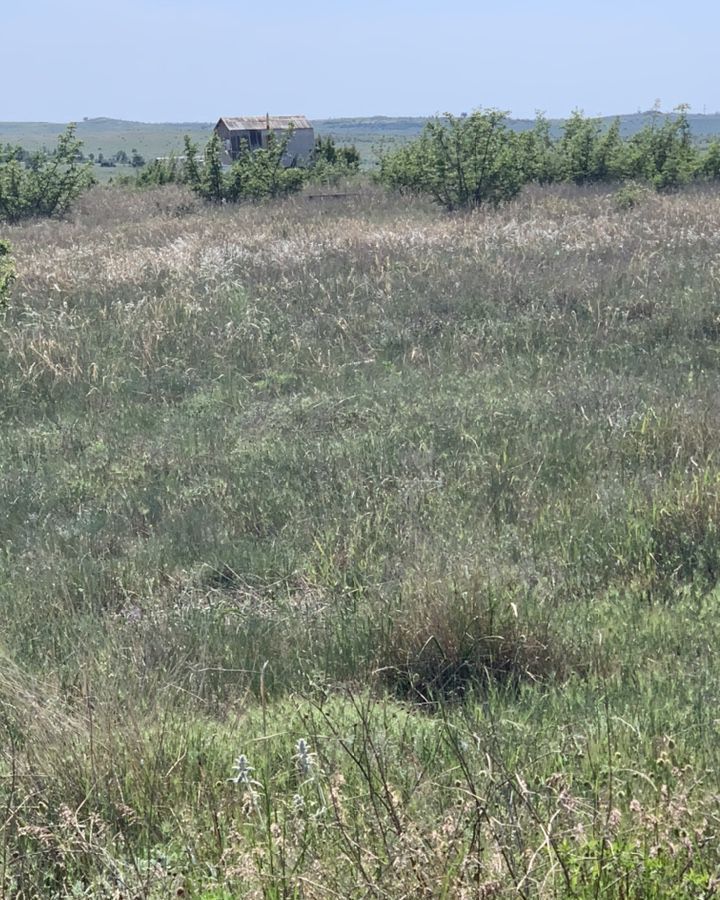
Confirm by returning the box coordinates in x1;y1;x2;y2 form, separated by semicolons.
6;0;719;121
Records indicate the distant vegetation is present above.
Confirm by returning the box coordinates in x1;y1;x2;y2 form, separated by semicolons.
3;108;720;163
130;131;359;199
0;126;360;219
3;107;720;221
378;106;720;209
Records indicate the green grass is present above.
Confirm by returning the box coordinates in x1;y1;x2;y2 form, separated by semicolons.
2;182;720;896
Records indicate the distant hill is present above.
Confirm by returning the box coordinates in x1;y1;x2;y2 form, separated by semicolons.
2;112;720;165
0;119;214;161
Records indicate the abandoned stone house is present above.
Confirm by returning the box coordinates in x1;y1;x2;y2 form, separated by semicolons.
214;115;315;167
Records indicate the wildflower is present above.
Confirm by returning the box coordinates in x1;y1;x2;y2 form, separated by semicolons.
294;738;316;777
231;753;258;787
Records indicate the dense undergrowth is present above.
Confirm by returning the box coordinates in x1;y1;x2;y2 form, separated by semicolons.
1;182;720;896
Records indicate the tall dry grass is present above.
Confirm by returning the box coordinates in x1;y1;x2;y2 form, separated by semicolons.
2;181;720;896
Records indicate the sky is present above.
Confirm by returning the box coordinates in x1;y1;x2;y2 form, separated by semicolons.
4;0;720;122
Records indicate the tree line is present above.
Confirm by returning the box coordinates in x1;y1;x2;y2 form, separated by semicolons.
377;106;720;209
3;108;720;223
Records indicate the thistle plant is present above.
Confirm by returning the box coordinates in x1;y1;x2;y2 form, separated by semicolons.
293;738;316;778
230;753;256;786
230;752;262;815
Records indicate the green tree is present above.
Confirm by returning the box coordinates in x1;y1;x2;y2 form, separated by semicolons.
134;155;183;187
516;114;559;184
557;110;603;184
200;132;225;202
0;125;95;223
225;130;304;201
592;117;625;181
311;135;361;183
378;109;524;210
700;139;720;180
182;135;202;190
627;106;699;189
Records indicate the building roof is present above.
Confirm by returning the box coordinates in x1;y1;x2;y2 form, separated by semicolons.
217;115;312;132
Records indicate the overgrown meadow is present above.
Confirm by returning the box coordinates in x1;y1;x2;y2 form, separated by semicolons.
2;181;720;897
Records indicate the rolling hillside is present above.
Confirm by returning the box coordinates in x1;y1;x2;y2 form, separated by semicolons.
2;111;720;165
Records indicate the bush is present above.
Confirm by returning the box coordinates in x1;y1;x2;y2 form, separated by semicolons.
378;109;524;210
379;105;720;209
182;130;306;204
699;139;720;179
614;181;650;211
310;135;361;184
516;114;560;184
0;239;14;307
625;106;699;189
0;125;94;223
133;155;184;187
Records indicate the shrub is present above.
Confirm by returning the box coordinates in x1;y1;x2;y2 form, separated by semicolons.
626;106;699;189
0;125;94;223
555;112;626;184
226;131;305;201
181;130;306;204
614;181;650;211
310;135;361;184
699;139;720;179
557;110;604;184
0;238;15;307
133;155;184;187
375;577;571;701
516;114;560;184
199;131;225;202
377;109;524;210
379;106;720;209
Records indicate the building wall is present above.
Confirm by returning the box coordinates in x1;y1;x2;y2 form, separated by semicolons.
215;123;315;167
215;121;233;144
283;128;314;167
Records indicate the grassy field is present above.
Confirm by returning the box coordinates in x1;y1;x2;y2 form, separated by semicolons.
2;180;720;897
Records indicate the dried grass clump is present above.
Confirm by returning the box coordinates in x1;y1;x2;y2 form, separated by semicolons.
375;577;571;701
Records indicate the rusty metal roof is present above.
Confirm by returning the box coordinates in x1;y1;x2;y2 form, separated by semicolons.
217;115;312;131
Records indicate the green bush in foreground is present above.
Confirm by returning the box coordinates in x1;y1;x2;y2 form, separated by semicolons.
0;125;94;223
378;109;524;209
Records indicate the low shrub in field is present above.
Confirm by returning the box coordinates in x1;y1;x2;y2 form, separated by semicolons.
614;181;651;210
375;577;572;700
0;238;14;306
377;109;524;210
